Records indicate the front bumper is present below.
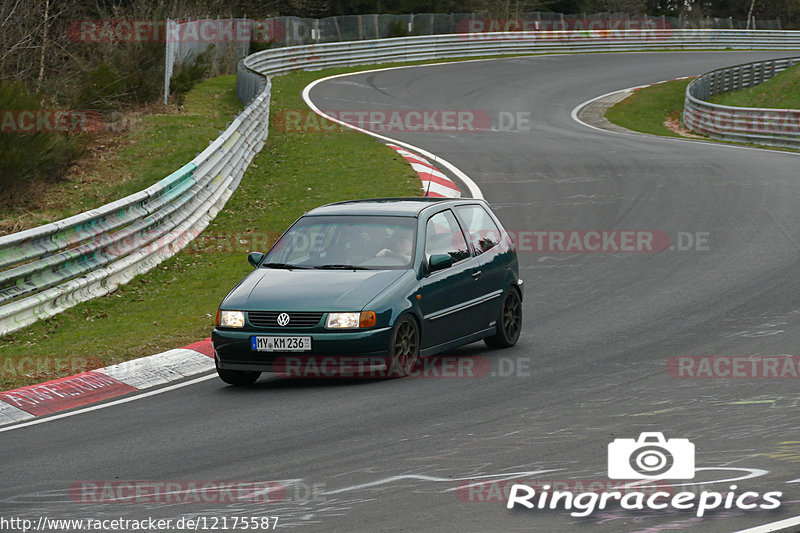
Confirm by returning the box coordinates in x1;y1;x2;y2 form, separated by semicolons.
212;326;393;373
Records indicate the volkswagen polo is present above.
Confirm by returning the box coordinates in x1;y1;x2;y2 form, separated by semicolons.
212;197;522;385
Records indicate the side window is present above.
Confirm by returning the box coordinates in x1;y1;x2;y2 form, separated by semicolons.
456;205;502;255
425;210;470;266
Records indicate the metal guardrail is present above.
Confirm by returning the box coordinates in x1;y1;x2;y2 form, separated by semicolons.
684;56;800;148
3;29;800;336
238;29;800;105
0;83;271;335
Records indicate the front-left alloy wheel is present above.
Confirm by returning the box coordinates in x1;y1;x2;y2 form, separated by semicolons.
388;316;420;376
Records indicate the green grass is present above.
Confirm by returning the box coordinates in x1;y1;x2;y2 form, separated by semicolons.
604;79;691;137
0;68;421;391
0;77;243;233
711;63;800;109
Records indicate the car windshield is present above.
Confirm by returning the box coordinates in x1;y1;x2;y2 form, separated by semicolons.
263;215;417;270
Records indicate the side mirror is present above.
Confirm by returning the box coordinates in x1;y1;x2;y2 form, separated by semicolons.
248;252;264;268
428;253;453;273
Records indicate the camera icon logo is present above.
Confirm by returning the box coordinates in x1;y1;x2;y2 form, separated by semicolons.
608;432;695;479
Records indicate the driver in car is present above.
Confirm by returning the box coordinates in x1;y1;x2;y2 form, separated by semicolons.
376;236;412;262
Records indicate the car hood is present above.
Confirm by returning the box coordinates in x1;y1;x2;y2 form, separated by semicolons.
222;268;407;311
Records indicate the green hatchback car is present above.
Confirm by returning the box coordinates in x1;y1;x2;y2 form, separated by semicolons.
212;197;523;385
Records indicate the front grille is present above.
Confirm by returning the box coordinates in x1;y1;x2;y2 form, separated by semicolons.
248;311;324;328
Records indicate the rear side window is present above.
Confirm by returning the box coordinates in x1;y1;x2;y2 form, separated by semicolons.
456;205;502;255
424;210;470;265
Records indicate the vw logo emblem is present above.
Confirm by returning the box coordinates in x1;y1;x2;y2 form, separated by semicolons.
276;313;290;327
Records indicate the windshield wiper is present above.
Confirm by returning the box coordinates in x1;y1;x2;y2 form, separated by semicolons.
261;262;310;269
314;264;372;270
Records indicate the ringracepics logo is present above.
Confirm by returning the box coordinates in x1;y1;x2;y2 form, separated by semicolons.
608;432;694;479
507;433;782;517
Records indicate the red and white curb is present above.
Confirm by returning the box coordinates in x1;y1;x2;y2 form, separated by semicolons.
629;75;696;92
387;144;461;198
0;339;214;426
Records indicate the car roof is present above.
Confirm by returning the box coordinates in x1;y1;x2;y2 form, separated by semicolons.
304;197;487;217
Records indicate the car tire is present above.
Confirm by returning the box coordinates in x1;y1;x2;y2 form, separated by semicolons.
484;287;522;349
216;357;261;386
388;316;420;376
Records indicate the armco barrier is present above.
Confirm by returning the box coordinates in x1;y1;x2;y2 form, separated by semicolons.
684;56;800;148
238;29;800;105
2;29;800;336
0;84;270;335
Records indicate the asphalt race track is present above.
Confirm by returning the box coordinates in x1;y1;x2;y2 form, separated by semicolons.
3;51;800;532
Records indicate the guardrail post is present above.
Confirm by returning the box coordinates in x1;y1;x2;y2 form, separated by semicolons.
164;18;173;106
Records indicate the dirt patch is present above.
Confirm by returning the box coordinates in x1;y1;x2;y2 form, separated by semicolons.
664;113;704;139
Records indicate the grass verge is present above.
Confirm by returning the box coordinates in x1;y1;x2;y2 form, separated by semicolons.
0;67;421;391
603;79;691;137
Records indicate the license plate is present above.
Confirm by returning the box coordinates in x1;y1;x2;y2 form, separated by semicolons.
251;336;311;352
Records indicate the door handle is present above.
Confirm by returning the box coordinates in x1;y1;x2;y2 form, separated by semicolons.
471;270;482;279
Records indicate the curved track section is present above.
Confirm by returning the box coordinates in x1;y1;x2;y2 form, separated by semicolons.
2;51;800;532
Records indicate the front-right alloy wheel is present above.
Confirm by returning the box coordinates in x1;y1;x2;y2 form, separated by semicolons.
484;288;522;348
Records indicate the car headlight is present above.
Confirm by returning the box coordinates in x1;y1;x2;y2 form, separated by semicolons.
326;311;376;329
217;310;245;328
